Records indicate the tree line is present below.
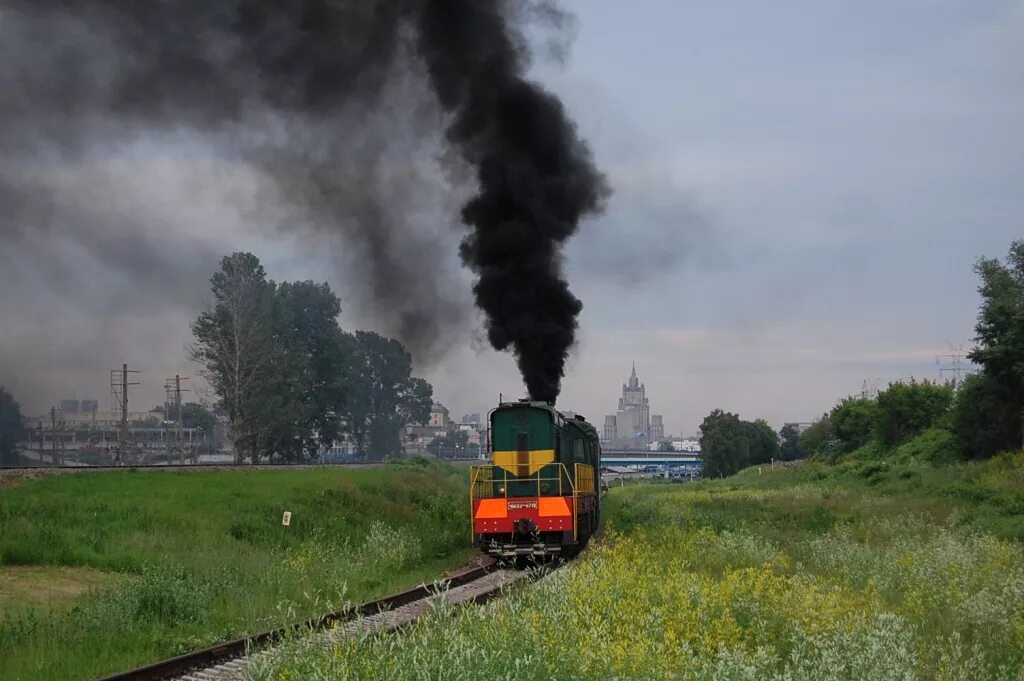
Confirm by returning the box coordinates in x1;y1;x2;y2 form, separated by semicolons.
698;240;1024;476
797;241;1023;462
189;252;432;463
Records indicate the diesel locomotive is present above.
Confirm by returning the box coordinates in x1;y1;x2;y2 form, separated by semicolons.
470;400;601;558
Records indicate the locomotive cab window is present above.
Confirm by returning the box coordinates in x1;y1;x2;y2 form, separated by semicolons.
574;439;584;461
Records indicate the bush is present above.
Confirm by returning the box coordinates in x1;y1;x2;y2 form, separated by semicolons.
873;380;953;448
952;373;1022;459
889;426;956;464
798;415;835;458
830;397;878;453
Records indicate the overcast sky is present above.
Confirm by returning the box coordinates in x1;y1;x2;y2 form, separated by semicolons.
2;1;1021;436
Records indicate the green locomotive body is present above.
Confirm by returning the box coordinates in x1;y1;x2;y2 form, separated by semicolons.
470;400;601;558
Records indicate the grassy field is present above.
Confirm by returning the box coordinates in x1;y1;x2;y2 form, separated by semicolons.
0;461;474;681
254;452;1024;680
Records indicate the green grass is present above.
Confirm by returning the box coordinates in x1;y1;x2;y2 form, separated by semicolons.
254;452;1024;680
0;460;473;681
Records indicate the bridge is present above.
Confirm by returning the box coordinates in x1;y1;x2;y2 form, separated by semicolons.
600;451;703;470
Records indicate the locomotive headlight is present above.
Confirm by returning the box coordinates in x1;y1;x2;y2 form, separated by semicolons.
498;485;506;495
540;483;550;494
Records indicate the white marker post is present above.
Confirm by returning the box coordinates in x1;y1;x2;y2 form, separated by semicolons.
282;511;292;526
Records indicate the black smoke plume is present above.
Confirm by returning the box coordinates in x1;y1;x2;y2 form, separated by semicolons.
416;1;609;403
0;0;606;404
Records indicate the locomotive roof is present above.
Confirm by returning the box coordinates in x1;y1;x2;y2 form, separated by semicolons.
493;400;600;440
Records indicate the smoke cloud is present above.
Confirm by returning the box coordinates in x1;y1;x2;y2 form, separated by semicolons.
415;1;609;403
0;0;605;405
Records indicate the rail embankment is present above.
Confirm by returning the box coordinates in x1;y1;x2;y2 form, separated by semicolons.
0;460;472;681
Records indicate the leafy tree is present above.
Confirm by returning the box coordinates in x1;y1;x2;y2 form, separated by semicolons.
829;397;878;452
797;415;834;458
158;401;216;432
0;387;25;466
952;373;1020;459
131;414;161;428
270;281;352;462
873;380;952;448
969;241;1024;449
180;402;216;432
191;253;279;463
778;424;801;461
699;409;749;477
743;418;779;464
657;440;676;452
343;331;433;461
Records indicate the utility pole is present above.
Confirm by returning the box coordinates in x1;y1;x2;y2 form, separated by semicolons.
175;375;188;464
163;375;190;464
111;364;139;465
50;406;58;466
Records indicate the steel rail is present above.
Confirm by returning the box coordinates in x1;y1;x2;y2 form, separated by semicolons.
0;460;481;474
94;558;497;681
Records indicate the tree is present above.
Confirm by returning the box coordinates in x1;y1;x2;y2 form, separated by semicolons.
657;440;676;452
0;387;25;466
743;418;779;464
873;380;952;448
270;281;353;462
699;409;749;477
779;424;801;461
343;331;433;461
190;253;279;463
179;402;216;432
797;415;834;458
829;397;878;453
952;372;1020;459
158;401;215;431
969;241;1024;449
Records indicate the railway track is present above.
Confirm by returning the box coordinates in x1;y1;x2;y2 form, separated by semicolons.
94;558;524;681
0;460;479;481
1;462;381;474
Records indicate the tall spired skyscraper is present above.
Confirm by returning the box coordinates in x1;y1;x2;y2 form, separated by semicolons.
603;364;663;447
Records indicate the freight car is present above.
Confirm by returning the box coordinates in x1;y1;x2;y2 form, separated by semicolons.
470;400;601;558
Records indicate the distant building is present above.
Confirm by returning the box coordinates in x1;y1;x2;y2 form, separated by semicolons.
650;415;664;441
603;364;664;449
460;413;482;427
428;403;452;432
603;415;617;442
784;422;815;435
20;407;211;464
648;438;701;453
404;401;456;456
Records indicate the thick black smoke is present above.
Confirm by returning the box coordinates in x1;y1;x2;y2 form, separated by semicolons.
0;0;605;404
415;1;608;403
